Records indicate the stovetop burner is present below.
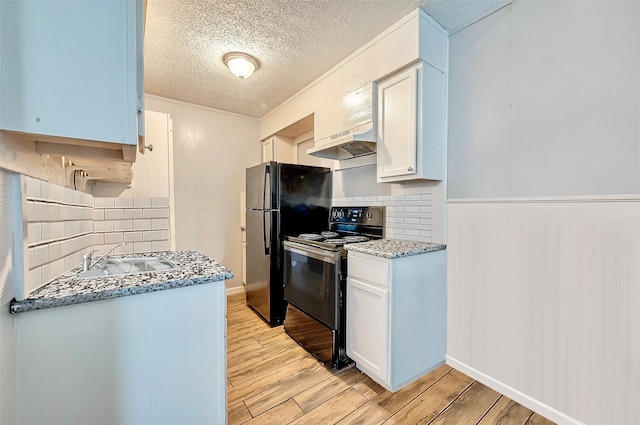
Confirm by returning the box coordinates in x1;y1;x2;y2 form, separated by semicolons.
287;206;385;251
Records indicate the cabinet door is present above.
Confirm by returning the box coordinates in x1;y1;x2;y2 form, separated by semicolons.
346;277;389;383
262;139;274;162
0;1;140;145
377;66;418;179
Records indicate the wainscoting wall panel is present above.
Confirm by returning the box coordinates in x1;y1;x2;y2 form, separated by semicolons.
446;197;640;425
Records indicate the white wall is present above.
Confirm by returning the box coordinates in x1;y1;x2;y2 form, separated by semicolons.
0;169;19;425
446;1;640;424
145;95;261;289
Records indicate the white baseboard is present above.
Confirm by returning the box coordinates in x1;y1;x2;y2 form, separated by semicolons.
446;356;584;425
226;285;245;296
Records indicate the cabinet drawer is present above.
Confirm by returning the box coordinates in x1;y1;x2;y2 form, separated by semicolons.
348;254;389;287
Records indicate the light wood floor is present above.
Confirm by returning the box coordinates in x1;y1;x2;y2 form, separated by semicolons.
227;293;556;425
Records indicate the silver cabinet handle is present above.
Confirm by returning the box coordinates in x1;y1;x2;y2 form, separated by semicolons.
408;166;414;172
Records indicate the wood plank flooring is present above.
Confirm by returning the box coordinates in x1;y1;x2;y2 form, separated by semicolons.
227;293;556;425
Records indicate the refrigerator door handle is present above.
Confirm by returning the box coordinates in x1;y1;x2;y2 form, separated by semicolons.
263;211;270;255
263;164;269;210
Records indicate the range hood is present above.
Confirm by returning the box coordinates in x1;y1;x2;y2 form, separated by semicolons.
307;123;376;160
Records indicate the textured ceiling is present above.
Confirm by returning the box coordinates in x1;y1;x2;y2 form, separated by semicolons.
144;0;506;118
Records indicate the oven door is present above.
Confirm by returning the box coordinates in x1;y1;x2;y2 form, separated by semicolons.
283;240;340;329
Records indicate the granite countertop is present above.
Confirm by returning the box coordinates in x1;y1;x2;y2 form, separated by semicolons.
10;251;233;314
344;239;446;259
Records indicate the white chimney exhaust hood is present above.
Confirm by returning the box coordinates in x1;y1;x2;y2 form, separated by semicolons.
306;122;376;160
308;81;376;160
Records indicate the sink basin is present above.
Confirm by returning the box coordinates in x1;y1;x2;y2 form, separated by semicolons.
77;257;178;278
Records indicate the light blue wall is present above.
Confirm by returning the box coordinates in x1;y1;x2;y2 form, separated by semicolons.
448;0;640;199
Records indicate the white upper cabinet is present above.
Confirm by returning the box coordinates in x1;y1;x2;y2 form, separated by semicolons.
0;0;144;147
262;135;295;164
376;61;445;182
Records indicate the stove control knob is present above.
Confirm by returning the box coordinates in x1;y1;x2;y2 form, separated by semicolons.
338;210;344;219
366;212;373;220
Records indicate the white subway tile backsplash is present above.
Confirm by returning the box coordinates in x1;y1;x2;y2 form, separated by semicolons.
151;240;170;251
73;190;84;206
411;236;430;242
28;268;42;293
113;220;133;231
94;197;115;209
124;209;143;219
73;251;83;266
54;258;66;277
64;254;76;272
48;203;60;221
53;184;65;203
104;232;124;244
143;231;162;242
143;208;160;219
41;222;55;242
41;262;55;285
124;232;143;243
133;242;152;253
105;209;124;220
151;218;169;230
94;221;114;233
115;197;134;208
41;182;54;201
33;202;48;221
335;191;432;241
151;197;169;208
64;187;75;204
34;245;48;267
133;219;151;231
93;233;105;246
59;240;71;257
134;197;152;208
54;222;65;239
26;177;42;200
93;209;105;221
28;223;41;246
24;179;172;287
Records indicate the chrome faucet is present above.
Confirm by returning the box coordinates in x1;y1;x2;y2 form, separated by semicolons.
82;252;93;272
85;242;127;271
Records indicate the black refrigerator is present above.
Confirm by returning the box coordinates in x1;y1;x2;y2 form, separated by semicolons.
245;162;331;325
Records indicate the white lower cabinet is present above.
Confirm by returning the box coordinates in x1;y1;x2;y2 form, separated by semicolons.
346;249;446;392
15;282;227;425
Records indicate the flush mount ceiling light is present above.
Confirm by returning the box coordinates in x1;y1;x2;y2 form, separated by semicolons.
222;52;260;79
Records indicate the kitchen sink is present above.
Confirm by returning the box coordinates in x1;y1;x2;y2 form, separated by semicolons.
77;257;178;278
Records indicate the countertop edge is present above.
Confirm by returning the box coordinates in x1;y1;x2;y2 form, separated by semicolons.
10;250;233;314
344;240;446;259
